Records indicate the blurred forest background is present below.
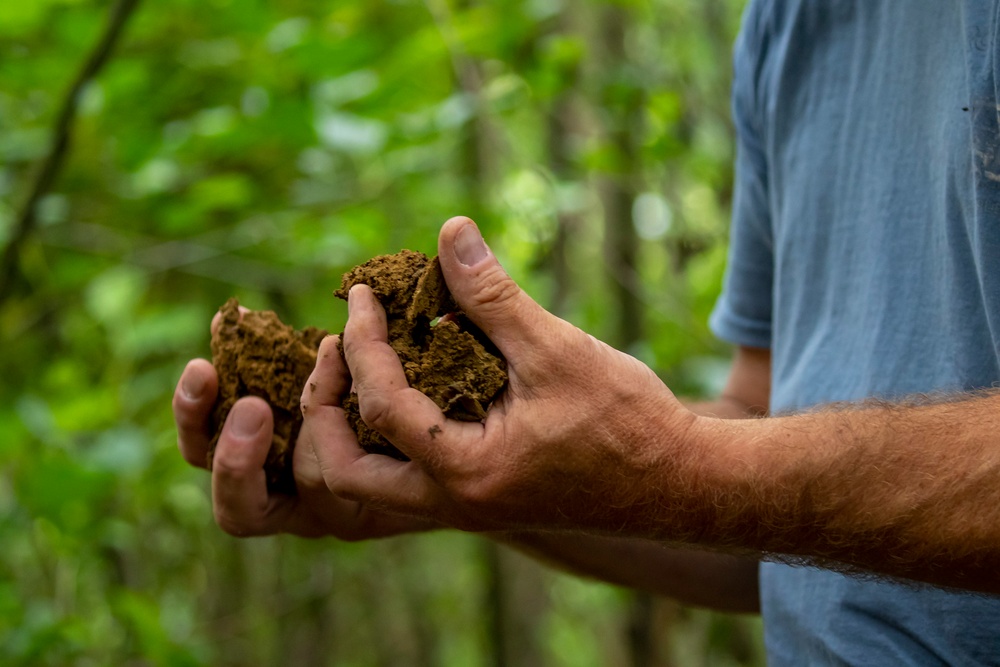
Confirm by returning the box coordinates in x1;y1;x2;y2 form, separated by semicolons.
0;0;758;664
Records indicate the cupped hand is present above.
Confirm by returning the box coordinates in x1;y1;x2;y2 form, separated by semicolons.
312;217;701;535
172;312;436;540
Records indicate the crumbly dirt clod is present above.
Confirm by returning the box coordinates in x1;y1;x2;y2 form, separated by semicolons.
207;250;508;489
209;298;326;494
334;250;507;459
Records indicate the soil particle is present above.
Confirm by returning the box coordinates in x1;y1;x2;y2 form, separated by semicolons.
208;250;507;491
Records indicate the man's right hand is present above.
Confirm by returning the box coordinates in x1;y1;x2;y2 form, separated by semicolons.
172;316;436;541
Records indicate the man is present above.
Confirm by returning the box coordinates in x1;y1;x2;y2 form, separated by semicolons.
175;1;1000;663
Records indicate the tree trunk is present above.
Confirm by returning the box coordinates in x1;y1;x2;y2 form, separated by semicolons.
595;6;666;667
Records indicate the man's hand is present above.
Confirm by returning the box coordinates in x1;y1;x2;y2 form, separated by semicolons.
303;217;1000;596
311;217;703;534
172;317;436;540
173;295;766;610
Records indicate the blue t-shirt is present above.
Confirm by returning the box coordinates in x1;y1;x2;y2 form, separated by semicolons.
710;1;1000;664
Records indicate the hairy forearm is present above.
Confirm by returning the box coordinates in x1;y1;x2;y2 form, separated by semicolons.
500;532;760;613
675;390;1000;594
497;395;765;613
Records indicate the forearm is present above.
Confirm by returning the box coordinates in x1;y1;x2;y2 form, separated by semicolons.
499;531;759;613
679;390;1000;593
496;394;765;614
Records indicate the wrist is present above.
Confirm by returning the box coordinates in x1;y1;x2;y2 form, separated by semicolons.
660;413;767;550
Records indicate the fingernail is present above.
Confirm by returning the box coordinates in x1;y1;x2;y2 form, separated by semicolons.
455;222;488;267
182;369;206;400
230;401;265;438
348;284;360;315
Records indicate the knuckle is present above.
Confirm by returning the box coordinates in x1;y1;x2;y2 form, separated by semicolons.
292;461;322;489
211;451;255;483
469;268;521;312
299;380;313;410
318;472;345;499
358;390;394;432
318;461;351;499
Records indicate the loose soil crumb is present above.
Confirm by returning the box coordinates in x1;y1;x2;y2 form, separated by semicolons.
208;250;508;491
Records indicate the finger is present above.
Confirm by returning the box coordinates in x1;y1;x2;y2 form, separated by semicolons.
212;397;293;536
294;336;357;488
297;339;431;497
294;329;425;503
437;216;554;360
343;284;474;461
336;455;443;517
291;411;445;538
300;335;350;413
173;359;219;469
307;396;443;518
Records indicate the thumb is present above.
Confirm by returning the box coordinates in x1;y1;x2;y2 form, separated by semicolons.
438;216;554;359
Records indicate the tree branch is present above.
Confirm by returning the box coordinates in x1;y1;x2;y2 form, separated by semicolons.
0;0;142;304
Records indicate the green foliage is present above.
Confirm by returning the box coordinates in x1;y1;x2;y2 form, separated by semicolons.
0;0;758;664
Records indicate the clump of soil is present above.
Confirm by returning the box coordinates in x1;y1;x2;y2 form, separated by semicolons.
208;250;507;492
334;250;507;458
209;298;327;494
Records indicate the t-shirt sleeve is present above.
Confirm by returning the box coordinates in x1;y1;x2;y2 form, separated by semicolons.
709;5;775;350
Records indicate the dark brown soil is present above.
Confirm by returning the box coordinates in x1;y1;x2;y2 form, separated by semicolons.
209;298;327;494
334;250;507;458
208;250;507;492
